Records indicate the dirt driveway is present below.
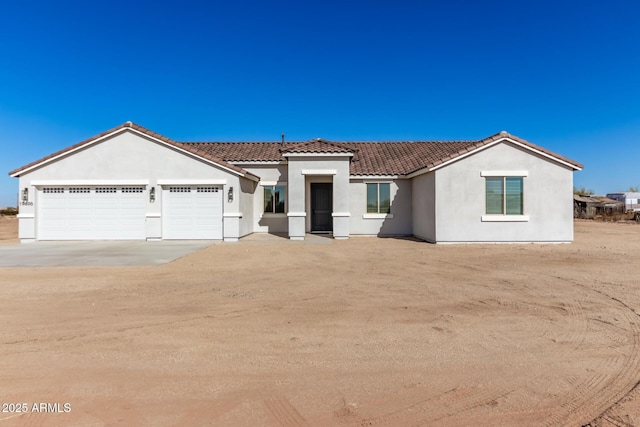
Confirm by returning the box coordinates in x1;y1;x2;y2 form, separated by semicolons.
1;218;639;426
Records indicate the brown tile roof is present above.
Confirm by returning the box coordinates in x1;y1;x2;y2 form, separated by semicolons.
9;124;583;178
344;141;477;175
282;139;356;154
184;133;582;176
179;142;285;162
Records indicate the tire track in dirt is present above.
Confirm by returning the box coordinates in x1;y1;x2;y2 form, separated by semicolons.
0;413;28;426
263;397;307;426
319;384;515;426
19;411;51;427
540;276;640;426
316;271;589;425
559;300;591;351
16;386;68;427
170;397;243;426
311;272;640;426
1;305;273;356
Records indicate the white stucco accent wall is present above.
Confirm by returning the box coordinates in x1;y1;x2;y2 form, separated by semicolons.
433;142;574;243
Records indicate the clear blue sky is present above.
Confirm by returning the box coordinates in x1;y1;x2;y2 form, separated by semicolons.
1;0;639;206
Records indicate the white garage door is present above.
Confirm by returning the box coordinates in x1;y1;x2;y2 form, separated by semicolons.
38;186;146;240
162;186;223;239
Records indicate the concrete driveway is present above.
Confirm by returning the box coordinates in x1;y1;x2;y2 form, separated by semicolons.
0;240;219;267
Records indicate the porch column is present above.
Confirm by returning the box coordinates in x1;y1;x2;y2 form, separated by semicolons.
287;158;306;240
331;160;351;239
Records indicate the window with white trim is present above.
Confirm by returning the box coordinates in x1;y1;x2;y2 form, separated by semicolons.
485;177;523;215
366;183;391;214
263;185;285;214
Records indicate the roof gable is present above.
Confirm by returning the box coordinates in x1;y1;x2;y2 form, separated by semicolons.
473;131;584;171
9;122;258;180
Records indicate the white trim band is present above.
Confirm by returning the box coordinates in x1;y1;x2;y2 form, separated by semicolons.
301;169;337;175
481;215;529;222
17;213;35;219
146;213;161;218
259;181;287;186
331;212;351;217
157;179;227;185
287;212;307;217
223;212;243;218
31;180;149;186
230;161;283;165
363;213;394;219
286;153;353;158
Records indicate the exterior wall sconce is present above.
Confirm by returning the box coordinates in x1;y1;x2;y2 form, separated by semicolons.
228;186;234;203
21;187;29;202
149;187;156;203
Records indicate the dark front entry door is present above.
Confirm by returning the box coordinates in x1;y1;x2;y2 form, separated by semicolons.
311;183;333;232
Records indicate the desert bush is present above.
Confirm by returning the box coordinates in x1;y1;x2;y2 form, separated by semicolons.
0;207;18;216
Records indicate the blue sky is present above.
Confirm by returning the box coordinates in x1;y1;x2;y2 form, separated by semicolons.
1;0;639;206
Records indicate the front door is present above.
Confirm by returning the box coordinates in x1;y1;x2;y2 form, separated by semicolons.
311;183;333;232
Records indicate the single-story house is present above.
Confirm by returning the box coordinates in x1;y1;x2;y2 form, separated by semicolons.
9;122;583;243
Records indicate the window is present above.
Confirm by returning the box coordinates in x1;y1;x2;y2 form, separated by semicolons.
264;185;285;214
169;187;191;193
486;177;523;215
69;187;90;193
96;187;117;193
196;187;219;193
43;188;64;193
122;187;144;193
367;183;391;214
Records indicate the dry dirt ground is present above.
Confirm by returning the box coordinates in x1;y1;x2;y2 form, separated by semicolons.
1;217;640;426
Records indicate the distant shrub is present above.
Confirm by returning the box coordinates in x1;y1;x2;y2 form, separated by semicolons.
573;186;594;196
0;207;18;216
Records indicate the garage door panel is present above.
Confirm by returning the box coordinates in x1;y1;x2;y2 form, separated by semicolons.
38;186;146;240
162;186;222;239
